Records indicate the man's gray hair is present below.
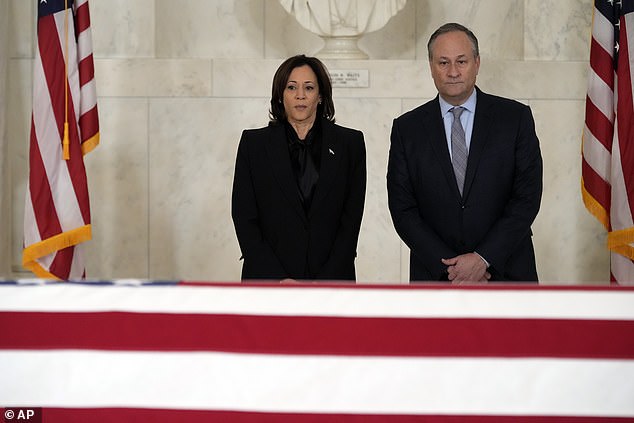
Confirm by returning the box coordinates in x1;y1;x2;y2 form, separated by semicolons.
427;23;479;61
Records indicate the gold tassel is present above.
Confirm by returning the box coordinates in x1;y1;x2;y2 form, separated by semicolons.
63;0;70;160
63;122;70;160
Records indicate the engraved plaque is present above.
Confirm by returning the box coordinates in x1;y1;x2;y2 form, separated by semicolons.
329;70;369;88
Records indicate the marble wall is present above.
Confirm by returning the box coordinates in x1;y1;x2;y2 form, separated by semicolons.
3;0;609;284
0;0;8;277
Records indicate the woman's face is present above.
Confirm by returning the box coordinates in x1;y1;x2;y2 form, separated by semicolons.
283;65;321;127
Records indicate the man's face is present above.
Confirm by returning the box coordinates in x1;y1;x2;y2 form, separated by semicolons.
429;31;480;106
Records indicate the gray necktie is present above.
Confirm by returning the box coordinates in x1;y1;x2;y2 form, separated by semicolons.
450;107;468;196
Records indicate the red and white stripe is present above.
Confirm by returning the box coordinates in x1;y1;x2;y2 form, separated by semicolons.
583;0;634;284
23;0;99;280
1;283;633;422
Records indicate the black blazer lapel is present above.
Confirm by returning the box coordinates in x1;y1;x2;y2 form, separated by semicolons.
264;124;307;222
424;99;463;199
309;120;341;218
463;88;493;200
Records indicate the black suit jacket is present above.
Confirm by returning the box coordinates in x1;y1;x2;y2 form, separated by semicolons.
232;118;366;281
387;88;543;282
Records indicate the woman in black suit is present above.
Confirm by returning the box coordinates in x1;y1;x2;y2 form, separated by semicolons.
231;55;366;282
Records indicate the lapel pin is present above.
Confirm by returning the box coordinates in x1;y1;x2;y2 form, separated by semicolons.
329;148;335;155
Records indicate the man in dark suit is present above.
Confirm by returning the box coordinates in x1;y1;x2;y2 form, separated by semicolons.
387;23;543;283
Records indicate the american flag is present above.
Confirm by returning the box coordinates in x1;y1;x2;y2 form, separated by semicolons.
1;281;633;421
582;0;634;283
22;0;99;280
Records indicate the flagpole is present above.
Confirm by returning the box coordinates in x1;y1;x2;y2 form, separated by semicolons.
63;0;70;160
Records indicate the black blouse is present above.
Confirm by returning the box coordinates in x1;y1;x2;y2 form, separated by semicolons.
285;120;322;212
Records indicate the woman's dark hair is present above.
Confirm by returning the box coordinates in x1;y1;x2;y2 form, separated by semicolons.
427;22;479;61
269;55;335;123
